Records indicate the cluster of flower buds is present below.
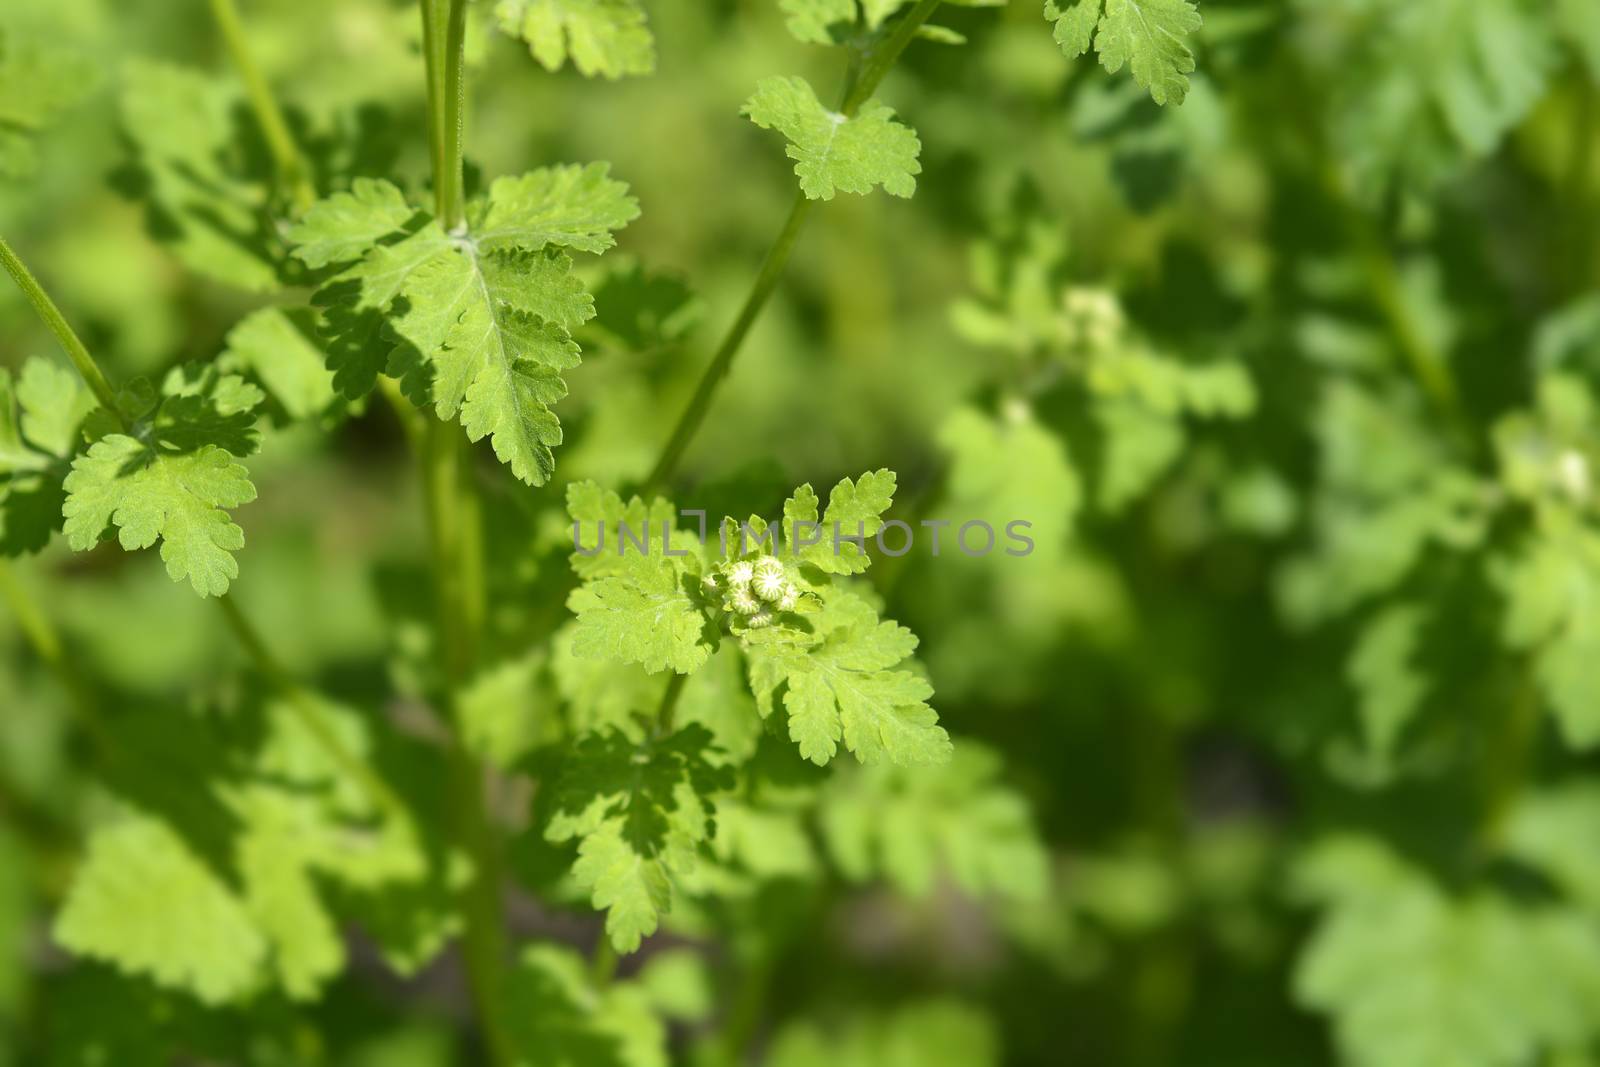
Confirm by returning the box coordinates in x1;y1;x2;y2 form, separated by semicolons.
705;555;799;629
1061;286;1126;352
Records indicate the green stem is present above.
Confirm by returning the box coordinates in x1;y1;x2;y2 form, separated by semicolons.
842;0;942;115
421;0;470;228
640;1;941;495
590;936;618;989
655;671;687;736
216;594;407;822
0;559;104;739
0;236;123;423
414;5;506;1054
1478;661;1542;855
641;192;814;495
206;0;315;212
0;558;63;668
422;419;512;1067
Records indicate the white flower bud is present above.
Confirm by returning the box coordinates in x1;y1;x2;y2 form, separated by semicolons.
728;587;761;616
753;556;787;601
776;586;798;613
726;561;754;588
746;611;773;629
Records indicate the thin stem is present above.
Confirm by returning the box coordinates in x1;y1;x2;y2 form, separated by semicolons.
0;558;63;668
641;192;814;495
0;559;105;741
842;0;942;115
422;419;511;1066
640;2;941;495
421;0;470;228
590;936;619;989
0;236;123;423
655;671;688;736
216;595;407;821
415;5;507;1054
206;0;315;212
1478;661;1542;855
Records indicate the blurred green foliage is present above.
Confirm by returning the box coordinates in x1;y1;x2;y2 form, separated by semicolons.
2;0;1600;1065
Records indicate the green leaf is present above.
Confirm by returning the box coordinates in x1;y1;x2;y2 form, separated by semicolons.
55;699;428;1005
1346;603;1429;761
0;358;93;556
1293;837;1600;1067
743;76;922;200
118;60;281;291
495;0;656;80
1295;0;1558;196
768;1001;1000;1067
1047;0;1203;106
564;480;717;674
938;405;1080;548
1504;787;1600;911
284;178;416;270
0;28;96;178
1495;517;1600;748
295;165;636;486
783;469;898;574
62;366;262;598
781;0;1003;44
218;308;339;424
544;726;733;952
504;944;667;1067
746;588;951;767
819;740;1049;900
54;814;268;1006
781;0;857;44
568;552;716;675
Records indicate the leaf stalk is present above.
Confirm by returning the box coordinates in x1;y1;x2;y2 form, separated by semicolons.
206;0;317;212
640;0;943;494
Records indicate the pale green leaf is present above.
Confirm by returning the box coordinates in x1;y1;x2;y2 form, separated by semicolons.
743;76;922;200
495;0;656;80
505;944;668;1067
820;740;1049;900
62;366;262;598
284;178;415;269
544;726;732;952
219;308;339;423
1047;0;1203;106
54;815;267;1006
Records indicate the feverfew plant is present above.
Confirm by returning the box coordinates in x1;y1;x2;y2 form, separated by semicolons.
9;0;1600;1065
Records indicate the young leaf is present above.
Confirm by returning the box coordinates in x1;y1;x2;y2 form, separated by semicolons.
743;76;922;200
820;740;1050;900
1294;837;1600;1067
504;944;667;1066
543;726;733;952
0;358;93;555
1047;0;1204;107
568;551;718;674
1346;603;1429;761
117;61;282;291
0;29;96;178
494;0;656;80
218;308;340;424
54;815;268;1006
62;365;264;598
745;587;951;767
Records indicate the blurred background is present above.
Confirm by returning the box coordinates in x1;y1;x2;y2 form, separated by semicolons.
3;0;1600;1064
